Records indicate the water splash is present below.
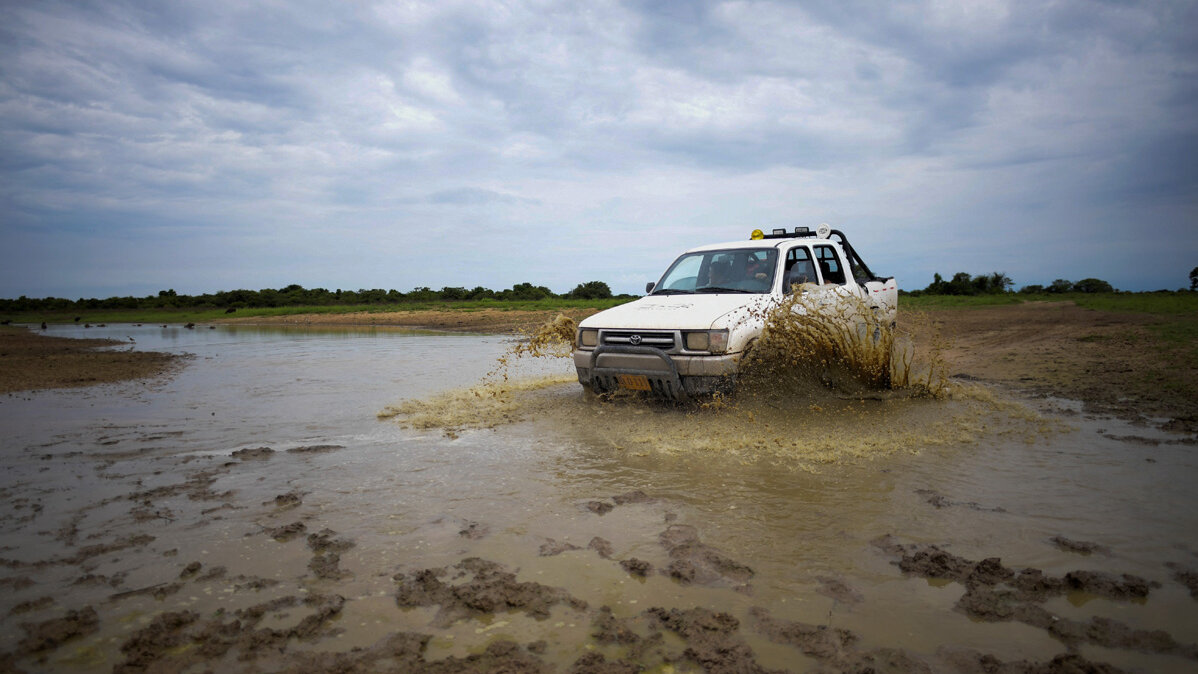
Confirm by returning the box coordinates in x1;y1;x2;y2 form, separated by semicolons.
378;314;580;433
378;310;1056;469
739;289;947;398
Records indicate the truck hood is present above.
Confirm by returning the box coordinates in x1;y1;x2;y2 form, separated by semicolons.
580;294;774;331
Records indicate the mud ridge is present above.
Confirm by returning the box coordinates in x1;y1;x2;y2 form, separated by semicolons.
1166;562;1198;599
915;488;1006;512
16;606;98;656
112;593;346;672
873;535;1197;660
393;557;589;627
1050;535;1110;556
658;524;754;590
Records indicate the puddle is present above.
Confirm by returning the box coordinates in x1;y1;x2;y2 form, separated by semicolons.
1;324;1196;672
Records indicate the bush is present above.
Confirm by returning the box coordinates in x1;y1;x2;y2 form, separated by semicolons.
567;281;612;299
922;271;1013;296
1073;278;1114;293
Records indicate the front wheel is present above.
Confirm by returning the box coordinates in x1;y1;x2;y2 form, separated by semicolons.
582;380;610;399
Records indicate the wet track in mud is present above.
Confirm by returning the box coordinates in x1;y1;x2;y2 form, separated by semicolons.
1;324;1196;672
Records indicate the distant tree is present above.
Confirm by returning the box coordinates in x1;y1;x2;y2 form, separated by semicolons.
1072;278;1114;293
503;282;555;301
1019;284;1045;294
566;281;612;299
969;275;993;294
988;272;1013;293
1190;266;1197;291
946;272;973;295
927;272;946;294
358;288;387;303
257;289;282;307
1047;279;1074;293
407;287;438;302
438;286;467;301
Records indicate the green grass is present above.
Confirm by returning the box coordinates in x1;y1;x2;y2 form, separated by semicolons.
901;291;1198;315
898;294;1024;309
0;297;634;325
1062;292;1198;315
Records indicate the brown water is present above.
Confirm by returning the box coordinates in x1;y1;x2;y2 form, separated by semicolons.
1;324;1195;672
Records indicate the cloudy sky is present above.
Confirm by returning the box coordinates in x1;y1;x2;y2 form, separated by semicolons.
1;0;1195;298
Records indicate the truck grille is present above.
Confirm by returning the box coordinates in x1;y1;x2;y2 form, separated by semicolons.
601;330;675;350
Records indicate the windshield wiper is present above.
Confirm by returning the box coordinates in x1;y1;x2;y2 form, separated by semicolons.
651;288;693;295
695;286;754;294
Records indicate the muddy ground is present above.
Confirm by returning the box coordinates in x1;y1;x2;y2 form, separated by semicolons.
0;326;182;395
1;303;1195;672
916;302;1197;430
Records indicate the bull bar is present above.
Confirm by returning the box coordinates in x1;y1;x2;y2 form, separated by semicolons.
587;344;688;400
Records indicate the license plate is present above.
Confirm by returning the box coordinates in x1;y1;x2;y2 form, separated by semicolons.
617;374;651;391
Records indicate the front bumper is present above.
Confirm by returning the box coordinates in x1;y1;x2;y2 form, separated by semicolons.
573;346;740;399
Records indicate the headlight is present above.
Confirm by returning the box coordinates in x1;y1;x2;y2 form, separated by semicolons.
685;330;728;353
709;330;729;353
579;329;598;347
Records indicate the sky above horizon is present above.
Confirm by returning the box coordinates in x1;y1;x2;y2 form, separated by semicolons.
2;0;1196;299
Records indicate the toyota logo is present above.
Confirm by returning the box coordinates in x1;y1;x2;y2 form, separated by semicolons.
629;334;642;345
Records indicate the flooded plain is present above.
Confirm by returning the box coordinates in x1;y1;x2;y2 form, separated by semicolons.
1;324;1196;672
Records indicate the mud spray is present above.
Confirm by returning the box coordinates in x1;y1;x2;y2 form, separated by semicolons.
380;300;1059;470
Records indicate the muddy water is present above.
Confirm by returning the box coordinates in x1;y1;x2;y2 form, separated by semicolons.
1;324;1196;672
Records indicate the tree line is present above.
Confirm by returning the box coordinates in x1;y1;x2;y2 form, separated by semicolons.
904;272;1117;296
0;281;622;313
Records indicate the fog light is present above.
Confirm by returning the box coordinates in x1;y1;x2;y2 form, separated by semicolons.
579;329;598;347
685;332;709;351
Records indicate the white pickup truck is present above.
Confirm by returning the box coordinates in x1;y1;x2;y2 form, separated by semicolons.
573;225;897;399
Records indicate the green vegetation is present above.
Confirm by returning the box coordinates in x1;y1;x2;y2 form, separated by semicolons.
1065;291;1198;316
902;291;1198;315
0;282;633;324
906;271;1126;297
901;267;1198;317
899;294;1025;309
909;271;1014;296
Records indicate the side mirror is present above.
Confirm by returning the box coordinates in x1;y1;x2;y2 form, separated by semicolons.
645;282;655;294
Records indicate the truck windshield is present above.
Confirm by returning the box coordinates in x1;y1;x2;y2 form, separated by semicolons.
653;248;777;294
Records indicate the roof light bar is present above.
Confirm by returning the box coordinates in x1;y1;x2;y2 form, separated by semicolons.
755;226;821;240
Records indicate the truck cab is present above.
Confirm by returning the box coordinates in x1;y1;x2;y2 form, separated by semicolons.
573;225;897;399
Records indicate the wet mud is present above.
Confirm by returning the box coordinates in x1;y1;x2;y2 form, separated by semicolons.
0;327;182;394
2;321;1196;672
3;465;1197;674
873;535;1196;661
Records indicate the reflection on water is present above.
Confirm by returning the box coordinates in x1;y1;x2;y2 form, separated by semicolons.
1;324;1196;672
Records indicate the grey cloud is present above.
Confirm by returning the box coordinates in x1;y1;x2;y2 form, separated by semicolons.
1;0;1195;297
425;188;539;206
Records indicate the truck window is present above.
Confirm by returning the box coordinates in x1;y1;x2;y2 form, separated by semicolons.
654;248;777;294
784;247;816;293
814;245;846;285
660;255;702;291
